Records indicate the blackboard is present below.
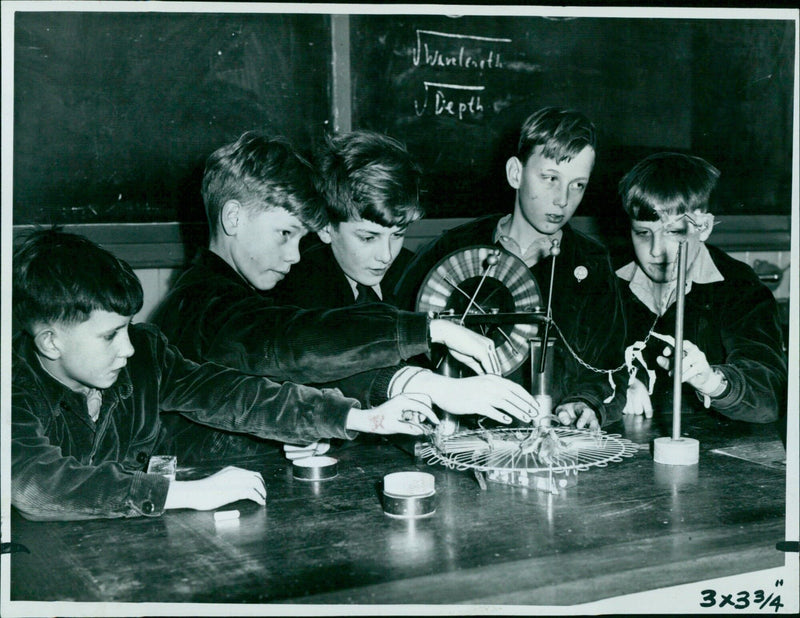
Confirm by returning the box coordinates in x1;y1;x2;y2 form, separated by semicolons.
350;15;795;219
13;12;331;224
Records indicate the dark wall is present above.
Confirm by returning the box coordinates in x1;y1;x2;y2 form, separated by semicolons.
13;12;331;225
12;12;795;227
350;15;795;220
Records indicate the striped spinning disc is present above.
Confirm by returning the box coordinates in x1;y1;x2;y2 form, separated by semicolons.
416;245;542;374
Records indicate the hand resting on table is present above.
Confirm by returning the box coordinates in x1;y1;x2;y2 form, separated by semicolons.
164;466;267;511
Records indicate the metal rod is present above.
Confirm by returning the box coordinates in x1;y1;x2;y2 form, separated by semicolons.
459;251;498;326
531;339;544;395
443;312;546;326
538;240;559;373
672;240;688;440
442;275;517;348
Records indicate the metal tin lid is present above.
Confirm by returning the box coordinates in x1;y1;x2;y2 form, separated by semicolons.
292;455;339;481
383;471;435;497
382;472;436;518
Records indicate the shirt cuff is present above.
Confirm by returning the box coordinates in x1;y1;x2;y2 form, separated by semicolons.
388;366;431;397
696;365;738;410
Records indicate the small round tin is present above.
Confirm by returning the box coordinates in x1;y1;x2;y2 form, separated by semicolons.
382;471;436;519
292;455;338;481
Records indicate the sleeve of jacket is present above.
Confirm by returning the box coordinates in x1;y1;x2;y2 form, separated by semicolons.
705;280;787;423
310;366;400;408
148;325;363;443
557;250;628;427
11;389;170;521
158;280;430;383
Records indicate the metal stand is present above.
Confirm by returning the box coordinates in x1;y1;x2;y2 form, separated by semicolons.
653;240;700;466
437;353;462;436
530;337;554;427
531;239;560;427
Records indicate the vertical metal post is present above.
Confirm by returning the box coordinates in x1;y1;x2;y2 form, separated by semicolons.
530;338;553;426
671;240;688;440
538;240;559;373
438;354;462;435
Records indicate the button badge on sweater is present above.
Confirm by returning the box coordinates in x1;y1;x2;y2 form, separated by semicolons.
574;266;588;282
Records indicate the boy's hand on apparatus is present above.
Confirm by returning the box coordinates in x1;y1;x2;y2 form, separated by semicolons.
429;319;501;375
346;393;438;436
555;401;600;431
623;376;653;418
405;372;538;425
164;466;266;511
653;333;719;394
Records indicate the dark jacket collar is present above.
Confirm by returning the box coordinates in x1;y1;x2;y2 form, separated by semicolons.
193;248;250;287
192;247;280;298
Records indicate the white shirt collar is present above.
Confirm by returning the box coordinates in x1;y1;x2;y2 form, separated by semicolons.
493;214;562;267
617;243;724;315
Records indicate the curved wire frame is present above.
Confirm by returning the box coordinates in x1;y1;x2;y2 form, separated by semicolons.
417;426;638;476
415;245;543;374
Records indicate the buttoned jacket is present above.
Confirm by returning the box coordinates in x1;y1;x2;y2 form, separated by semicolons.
12;323;358;521
620;244;787;423
395;215;628;426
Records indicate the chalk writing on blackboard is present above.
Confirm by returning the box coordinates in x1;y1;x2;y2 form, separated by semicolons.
414;82;485;119
411;30;512;123
412;30;511;68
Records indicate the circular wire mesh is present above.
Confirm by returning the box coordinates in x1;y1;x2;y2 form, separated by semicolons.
418;426;638;475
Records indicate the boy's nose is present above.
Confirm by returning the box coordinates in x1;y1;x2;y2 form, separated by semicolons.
375;241;394;264
285;241;301;265
650;233;665;257
119;336;135;359
553;186;569;208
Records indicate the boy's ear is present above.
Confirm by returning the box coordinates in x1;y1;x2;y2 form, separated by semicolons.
317;224;332;244
220;200;242;237
32;326;61;361
505;156;523;190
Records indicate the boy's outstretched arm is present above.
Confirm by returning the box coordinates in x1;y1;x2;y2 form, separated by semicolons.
153;270;501;382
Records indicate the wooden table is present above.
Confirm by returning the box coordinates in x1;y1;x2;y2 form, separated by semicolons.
8;410;789;608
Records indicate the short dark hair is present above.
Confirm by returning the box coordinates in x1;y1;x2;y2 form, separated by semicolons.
201;132;326;239
314;130;424;227
13;229;143;331
619;152;721;221
517;107;597;164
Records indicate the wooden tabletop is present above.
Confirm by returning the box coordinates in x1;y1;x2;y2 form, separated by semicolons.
9;410;789;608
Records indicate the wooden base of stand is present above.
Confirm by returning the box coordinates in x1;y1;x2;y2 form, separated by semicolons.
653;436;700;465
